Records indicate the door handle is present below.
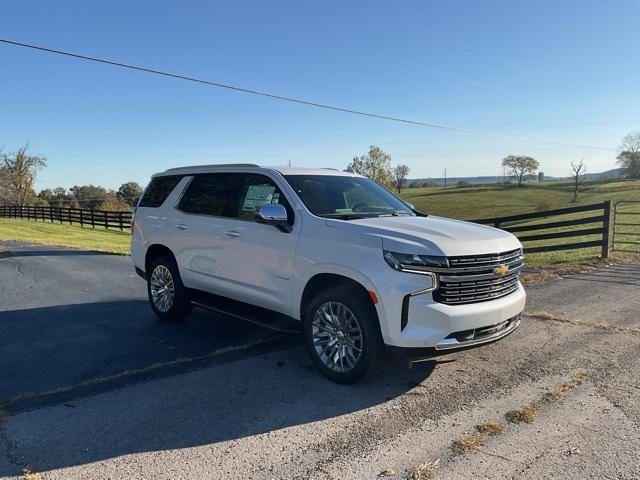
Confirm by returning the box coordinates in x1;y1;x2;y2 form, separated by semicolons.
225;230;241;237
175;224;189;230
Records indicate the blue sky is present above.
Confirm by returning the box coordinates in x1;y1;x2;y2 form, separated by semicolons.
1;0;638;190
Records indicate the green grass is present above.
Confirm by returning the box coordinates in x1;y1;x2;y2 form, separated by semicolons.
0;218;130;254
401;179;640;220
1;178;639;264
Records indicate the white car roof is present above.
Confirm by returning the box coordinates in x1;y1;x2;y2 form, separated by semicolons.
155;164;360;178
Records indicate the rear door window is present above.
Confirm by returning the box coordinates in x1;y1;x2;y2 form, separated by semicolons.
177;173;244;217
138;175;183;208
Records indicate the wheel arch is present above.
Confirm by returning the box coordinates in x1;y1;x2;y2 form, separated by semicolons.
300;273;380;325
144;244;176;274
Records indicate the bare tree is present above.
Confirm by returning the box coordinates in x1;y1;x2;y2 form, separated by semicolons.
616;131;640;178
348;146;393;187
570;159;586;202
0;145;47;206
501;155;540;187
393;165;410;193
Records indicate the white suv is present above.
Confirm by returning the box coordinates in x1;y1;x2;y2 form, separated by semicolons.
131;164;526;383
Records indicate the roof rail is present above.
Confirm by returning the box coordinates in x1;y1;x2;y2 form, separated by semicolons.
163;163;260;173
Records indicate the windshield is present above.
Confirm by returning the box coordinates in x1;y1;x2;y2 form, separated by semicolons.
284;175;415;219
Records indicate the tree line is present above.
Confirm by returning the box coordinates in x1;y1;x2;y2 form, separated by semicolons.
350;131;639;197
2;131;638;210
0;144;143;211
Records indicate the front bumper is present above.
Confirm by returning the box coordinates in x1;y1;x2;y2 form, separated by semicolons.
378;280;526;349
386;313;521;360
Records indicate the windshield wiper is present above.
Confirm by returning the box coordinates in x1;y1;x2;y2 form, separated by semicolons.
375;211;413;217
317;213;369;220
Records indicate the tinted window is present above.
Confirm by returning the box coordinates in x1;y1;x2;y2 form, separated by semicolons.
178;173;244;217
178;173;293;223
138;175;183;208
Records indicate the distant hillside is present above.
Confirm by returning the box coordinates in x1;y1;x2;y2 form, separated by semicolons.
406;168;624;186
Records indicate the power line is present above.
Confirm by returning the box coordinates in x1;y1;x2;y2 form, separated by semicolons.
0;37;614;151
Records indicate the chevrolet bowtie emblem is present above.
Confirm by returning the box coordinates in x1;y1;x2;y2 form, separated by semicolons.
494;265;509;276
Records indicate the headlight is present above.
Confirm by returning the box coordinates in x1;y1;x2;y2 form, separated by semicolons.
383;250;448;273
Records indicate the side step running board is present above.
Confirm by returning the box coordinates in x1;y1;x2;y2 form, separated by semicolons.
189;290;302;335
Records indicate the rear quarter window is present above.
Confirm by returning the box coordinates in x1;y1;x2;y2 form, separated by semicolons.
138;175;183;208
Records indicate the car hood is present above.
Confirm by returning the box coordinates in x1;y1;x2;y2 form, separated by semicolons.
326;215;521;257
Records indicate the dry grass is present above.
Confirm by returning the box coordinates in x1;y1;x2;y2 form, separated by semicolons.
524;311;640;335
378;468;396;477
475;422;504;436
22;468;42;480
405;460;439;480
451;433;486;454
520;257;636;285
505;404;540;424
544;372;594;402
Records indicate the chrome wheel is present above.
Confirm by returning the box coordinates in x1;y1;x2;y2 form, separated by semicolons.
150;265;175;313
312;301;363;373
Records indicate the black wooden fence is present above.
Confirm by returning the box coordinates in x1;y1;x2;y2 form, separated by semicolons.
0;205;133;230
0;201;618;257
472;200;613;257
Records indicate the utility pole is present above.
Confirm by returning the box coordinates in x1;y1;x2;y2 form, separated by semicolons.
443;168;447;190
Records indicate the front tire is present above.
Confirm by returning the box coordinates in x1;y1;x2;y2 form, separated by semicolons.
147;256;191;320
303;286;382;384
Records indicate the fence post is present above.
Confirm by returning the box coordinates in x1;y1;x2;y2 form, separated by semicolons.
91;209;95;228
80;209;84;227
601;200;613;258
104;211;108;229
118;211;123;231
49;206;53;223
68;208;72;225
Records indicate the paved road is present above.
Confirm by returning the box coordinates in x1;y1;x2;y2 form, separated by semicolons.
1;241;639;479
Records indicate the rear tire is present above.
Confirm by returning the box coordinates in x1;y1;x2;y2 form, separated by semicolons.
303;286;382;384
147;256;192;320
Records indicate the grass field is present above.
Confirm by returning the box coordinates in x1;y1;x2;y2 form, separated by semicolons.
402;179;640;265
0;178;638;264
0;218;131;254
402;178;640;220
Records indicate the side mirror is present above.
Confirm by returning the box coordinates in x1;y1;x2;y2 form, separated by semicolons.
255;204;292;232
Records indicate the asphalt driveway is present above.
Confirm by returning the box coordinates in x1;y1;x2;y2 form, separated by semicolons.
0;241;294;411
1;240;639;479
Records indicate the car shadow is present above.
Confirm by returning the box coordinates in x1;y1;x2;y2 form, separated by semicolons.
0;300;438;475
2;249;123;258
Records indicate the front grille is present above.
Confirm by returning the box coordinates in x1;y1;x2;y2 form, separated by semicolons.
433;248;524;305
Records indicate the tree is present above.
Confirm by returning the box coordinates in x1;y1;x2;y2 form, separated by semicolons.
99;192;133;212
616;131;640;178
70;184;110;210
348;146;393;187
0;145;47;206
570;159;586;202
117;182;144;207
393;165;410;193
501;155;540;187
